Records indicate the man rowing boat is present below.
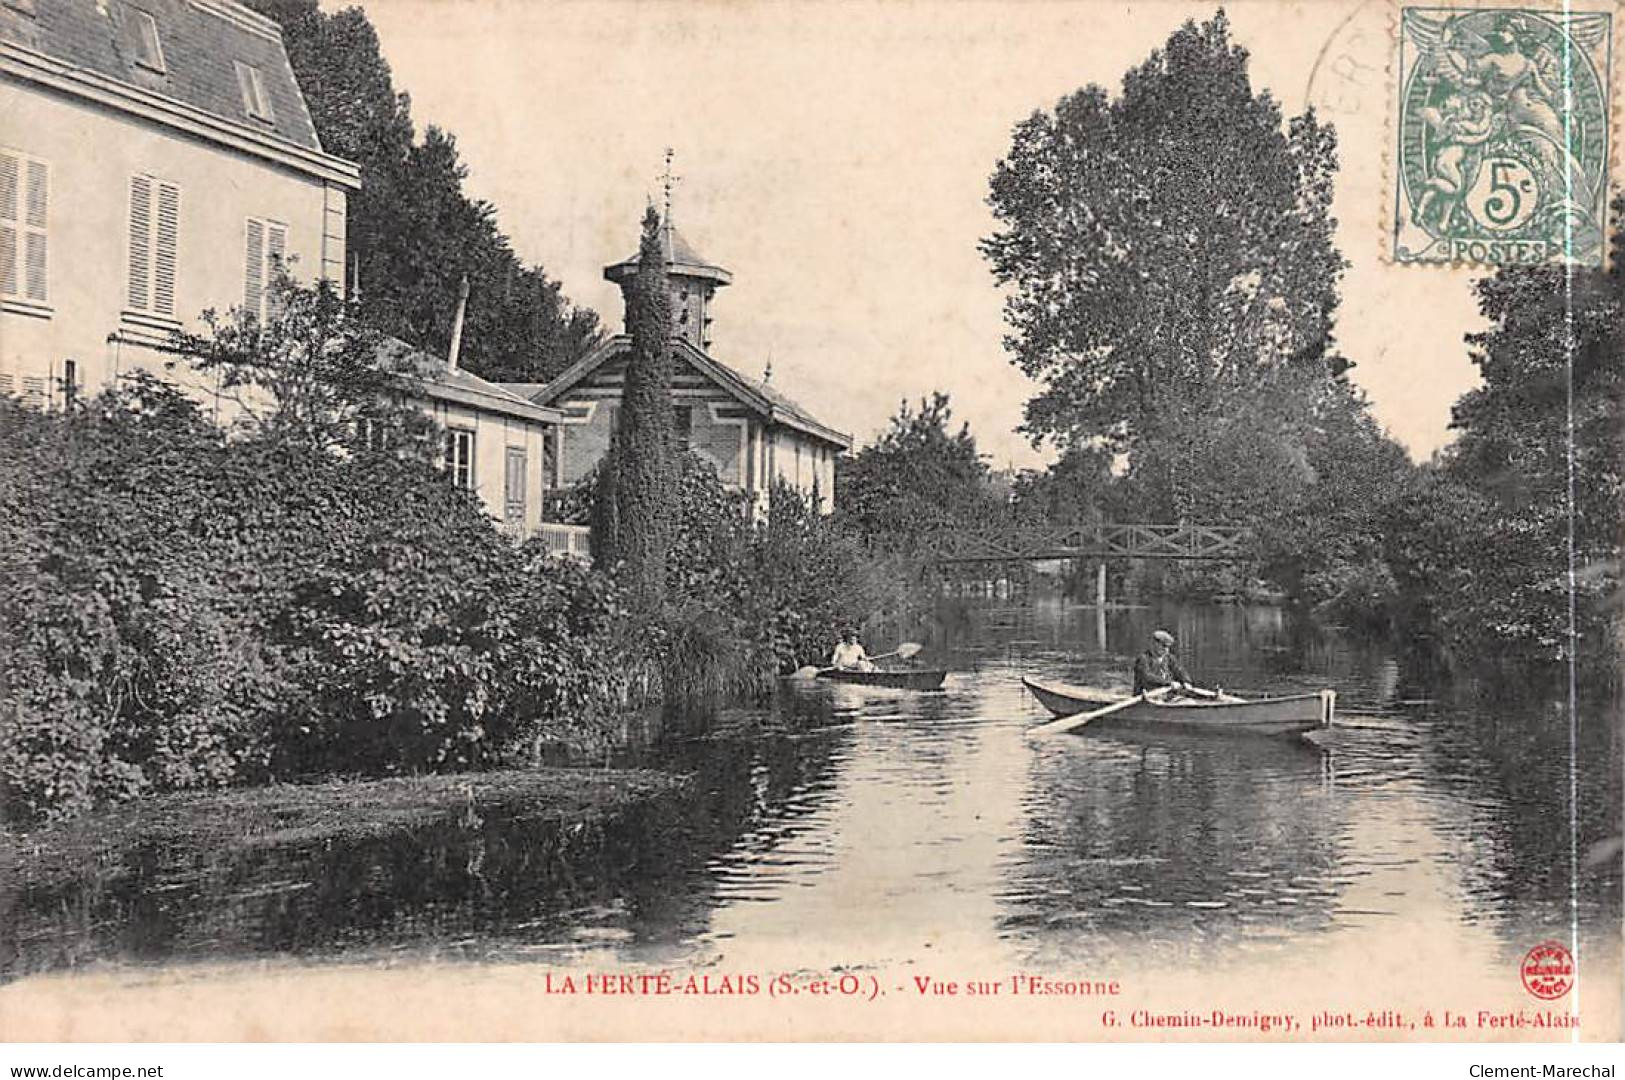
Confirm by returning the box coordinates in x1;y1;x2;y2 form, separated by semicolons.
1132;629;1191;695
830;629;876;673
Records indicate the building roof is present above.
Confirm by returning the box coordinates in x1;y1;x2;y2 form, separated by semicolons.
528;335;851;450
0;0;356;185
495;381;549;401
603;225;732;288
379;339;565;427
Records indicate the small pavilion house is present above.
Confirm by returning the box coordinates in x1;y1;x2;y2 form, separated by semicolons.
380;337;585;557
508;224;850;517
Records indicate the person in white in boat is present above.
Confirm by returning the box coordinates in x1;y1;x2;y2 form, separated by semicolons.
1132;629;1191;695
830;629;876;673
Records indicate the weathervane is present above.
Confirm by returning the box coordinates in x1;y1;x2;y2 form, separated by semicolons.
658;147;682;228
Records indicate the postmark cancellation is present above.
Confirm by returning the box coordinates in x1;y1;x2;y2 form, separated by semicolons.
1392;5;1615;268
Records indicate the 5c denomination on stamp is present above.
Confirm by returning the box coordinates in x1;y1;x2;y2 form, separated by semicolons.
1393;6;1614;267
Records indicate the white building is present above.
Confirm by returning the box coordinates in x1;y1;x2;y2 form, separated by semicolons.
0;0;584;550
0;0;358;406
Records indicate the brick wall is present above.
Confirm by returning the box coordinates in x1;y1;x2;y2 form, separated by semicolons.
558;395;614;486
689;401;743;483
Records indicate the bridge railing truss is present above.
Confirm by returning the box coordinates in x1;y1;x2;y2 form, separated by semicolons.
924;522;1252;564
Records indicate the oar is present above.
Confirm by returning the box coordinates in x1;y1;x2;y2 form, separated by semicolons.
792;641;924;679
1029;688;1166;737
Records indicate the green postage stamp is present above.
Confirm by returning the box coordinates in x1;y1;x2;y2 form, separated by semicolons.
1394;7;1614;267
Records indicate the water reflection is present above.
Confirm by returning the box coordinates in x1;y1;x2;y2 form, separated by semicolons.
2;601;1619;983
1006;728;1339;967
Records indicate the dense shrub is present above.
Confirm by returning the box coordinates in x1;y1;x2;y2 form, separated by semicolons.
587;451;909;701
266;457;627;775
1;383;285;820
747;482;912;673
0;381;625;823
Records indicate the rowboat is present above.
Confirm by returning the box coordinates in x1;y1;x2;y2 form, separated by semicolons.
1021;679;1118;716
1022;677;1334;738
819;668;948;690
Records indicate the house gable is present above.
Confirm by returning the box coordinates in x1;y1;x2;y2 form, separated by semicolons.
529;335;850;451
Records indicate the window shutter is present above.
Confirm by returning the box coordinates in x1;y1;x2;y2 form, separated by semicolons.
153;182;178;316
0;151;15;221
128;176;151;310
0;152;18;298
23;160;46;301
244;217;263;317
24;233;45;302
266;222;286;316
24;160;45;228
0;228;14;299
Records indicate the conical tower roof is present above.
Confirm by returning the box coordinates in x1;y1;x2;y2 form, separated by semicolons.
604;224;732;287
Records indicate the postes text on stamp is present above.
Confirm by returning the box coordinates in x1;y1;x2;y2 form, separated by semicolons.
1394;7;1613;267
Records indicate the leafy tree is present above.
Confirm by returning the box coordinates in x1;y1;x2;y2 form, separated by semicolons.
1009;446;1112;525
747;482;895;672
836;392;998;546
982;11;1346;455
1423;196;1624;665
246;0;602;383
594;208;676;609
168;273;431;457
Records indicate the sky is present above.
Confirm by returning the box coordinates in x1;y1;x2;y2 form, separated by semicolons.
353;0;1487;468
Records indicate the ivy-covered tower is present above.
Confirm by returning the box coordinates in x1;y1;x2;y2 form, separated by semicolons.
604;222;731;351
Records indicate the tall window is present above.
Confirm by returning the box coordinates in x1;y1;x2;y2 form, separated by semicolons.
234;61;274;123
244;217;287;321
130;9;165;73
447;428;475;490
673;404;692;449
0;149;48;304
128;175;179;317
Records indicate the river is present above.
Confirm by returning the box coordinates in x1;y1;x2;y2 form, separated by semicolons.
4;600;1620;1011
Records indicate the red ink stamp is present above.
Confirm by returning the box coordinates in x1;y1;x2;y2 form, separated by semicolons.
1520;941;1575;1000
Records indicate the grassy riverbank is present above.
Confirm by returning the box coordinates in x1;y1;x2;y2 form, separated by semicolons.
0;766;686;891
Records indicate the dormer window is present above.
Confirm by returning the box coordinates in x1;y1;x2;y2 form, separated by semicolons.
235;61;274;123
131;10;165;74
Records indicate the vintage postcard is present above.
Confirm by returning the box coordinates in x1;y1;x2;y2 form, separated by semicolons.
0;0;1620;1049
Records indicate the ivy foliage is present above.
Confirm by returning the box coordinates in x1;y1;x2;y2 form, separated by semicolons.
0;284;627;824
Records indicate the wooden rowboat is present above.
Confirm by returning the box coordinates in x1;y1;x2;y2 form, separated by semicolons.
1021;678;1118;717
819;668;948;690
1022;677;1334;738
